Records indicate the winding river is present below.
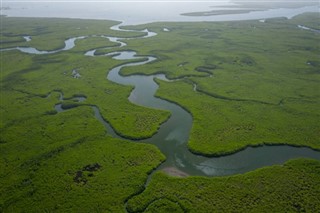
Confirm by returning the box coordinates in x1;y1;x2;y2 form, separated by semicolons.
104;48;320;176
2;24;320;177
1;36;86;54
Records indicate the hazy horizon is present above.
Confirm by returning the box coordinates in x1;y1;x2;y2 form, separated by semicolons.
1;0;319;25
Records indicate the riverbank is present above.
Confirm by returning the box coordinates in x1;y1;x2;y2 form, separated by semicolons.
127;158;320;212
1;13;319;212
121;13;320;156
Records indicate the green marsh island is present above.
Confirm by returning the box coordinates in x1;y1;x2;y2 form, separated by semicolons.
1;11;320;212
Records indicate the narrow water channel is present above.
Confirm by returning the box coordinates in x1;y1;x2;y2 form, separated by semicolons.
2;23;320;177
1;36;86;54
104;50;320;177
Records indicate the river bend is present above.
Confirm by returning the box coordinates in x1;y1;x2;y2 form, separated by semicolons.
2;23;320;177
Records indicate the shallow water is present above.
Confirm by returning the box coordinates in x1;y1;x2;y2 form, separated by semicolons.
297;25;320;33
23;36;31;42
2;2;319;25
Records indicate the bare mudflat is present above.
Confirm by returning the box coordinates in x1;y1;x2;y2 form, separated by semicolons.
162;167;189;177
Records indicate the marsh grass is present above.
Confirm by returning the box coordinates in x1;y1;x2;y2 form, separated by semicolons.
123;13;320;155
127;158;320;212
1;16;169;211
1;17;144;50
1;13;319;212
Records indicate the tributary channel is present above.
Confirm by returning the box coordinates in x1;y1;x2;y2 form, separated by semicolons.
2;24;320;177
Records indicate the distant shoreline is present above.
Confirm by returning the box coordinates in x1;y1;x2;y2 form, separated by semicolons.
182;9;263;17
1;2;319;25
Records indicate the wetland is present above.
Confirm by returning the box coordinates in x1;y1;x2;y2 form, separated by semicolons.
0;4;320;212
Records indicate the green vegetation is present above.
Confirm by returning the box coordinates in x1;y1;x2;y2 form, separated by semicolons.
0;16;168;211
122;13;320;155
1;16;170;139
288;12;320;29
127;158;320;212
1;17;145;50
155;78;320;156
71;36;119;54
1;107;165;211
1;49;170;139
1;13;319;212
